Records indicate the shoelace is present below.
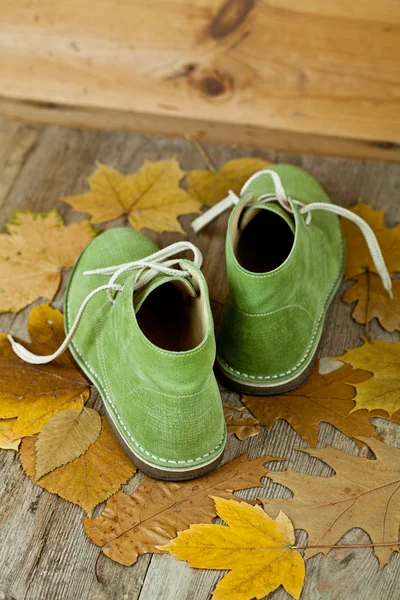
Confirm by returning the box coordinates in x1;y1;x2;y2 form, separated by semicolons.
8;241;203;365
192;168;392;298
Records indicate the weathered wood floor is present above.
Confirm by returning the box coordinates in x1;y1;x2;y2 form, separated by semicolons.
0;119;399;600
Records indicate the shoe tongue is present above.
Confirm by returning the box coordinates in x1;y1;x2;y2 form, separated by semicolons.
133;273;197;313
241;201;295;234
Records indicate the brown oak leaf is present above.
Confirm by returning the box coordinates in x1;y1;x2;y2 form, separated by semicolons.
83;452;281;565
260;438;400;566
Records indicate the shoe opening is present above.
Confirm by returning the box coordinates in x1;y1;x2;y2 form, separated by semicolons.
235;208;295;273
136;280;208;352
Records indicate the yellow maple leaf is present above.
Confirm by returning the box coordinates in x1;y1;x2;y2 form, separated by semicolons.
63;159;201;233
161;497;305;600
187;157;270;206
0;209;96;313
0;304;89;438
0;418;20;450
340;340;400;416
20;417;136;514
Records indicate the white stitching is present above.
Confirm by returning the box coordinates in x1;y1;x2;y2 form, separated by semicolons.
219;239;344;381
229;302;315;323
67;296;225;466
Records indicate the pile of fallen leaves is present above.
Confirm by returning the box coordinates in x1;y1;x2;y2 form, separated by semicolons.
1;155;400;600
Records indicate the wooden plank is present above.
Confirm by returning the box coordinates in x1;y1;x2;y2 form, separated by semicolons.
0;0;400;159
0;120;400;599
2;97;400;166
0;120;39;212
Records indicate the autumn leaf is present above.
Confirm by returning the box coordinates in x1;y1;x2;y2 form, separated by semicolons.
340;339;400;416
223;403;261;440
0;209;95;313
343;272;400;332
20;417;136;514
83;452;281;566
35;407;102;479
187;158;270;207
63;159;201;233
0;304;90;438
242;360;399;447
343;203;400;280
0;418;20;450
161;497;305;600
260;437;400;567
341;202;400;331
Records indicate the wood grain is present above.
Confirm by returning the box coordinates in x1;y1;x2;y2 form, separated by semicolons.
0;119;400;599
0;0;400;161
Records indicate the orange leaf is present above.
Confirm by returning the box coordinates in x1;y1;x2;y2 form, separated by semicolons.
20;417;135;514
0;304;90;438
343;271;400;332
242;360;398;447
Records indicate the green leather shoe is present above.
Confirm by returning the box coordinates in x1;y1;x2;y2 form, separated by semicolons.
9;229;226;480
192;165;391;395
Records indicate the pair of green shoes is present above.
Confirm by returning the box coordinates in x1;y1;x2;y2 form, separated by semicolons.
10;166;392;481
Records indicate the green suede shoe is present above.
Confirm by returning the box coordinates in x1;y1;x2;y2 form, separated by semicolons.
9;229;226;480
192;165;392;395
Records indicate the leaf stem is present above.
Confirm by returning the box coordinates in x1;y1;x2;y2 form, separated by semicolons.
185;134;216;171
293;541;399;550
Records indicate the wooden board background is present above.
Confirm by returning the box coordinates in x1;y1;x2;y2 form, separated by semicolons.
1;1;400;163
0;118;400;599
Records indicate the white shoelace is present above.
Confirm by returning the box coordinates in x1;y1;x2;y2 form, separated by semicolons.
8;241;203;365
191;168;392;297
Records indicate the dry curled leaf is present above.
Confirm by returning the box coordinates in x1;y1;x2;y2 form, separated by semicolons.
242;360;398;447
161;497;305;600
64;159;201;233
260;437;400;567
343;272;400;332
0;418;20;450
342;202;400;331
83;452;281;566
20;417;136;514
223;403;261;440
187;157;270;207
0;304;90;439
0;209;95;313
35;407;102;479
340;340;400;416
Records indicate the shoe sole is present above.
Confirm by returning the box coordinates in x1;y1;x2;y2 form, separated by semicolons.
215;342;318;396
